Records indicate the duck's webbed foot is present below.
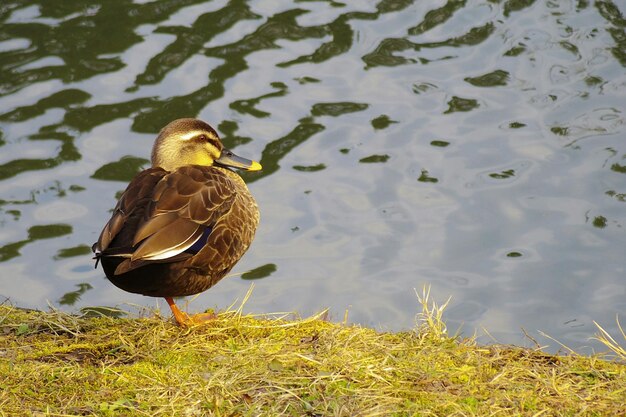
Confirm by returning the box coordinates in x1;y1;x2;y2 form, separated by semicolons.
165;297;216;326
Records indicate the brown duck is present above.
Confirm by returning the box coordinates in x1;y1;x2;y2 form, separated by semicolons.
92;118;261;325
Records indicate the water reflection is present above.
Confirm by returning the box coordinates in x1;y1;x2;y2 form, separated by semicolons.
91;156;149;182
0;223;72;262
58;282;92;306
0;0;624;353
241;263;277;280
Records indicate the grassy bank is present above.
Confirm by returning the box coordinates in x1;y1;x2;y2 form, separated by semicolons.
1;291;625;416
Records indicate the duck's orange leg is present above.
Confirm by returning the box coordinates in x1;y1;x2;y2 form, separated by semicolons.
164;297;217;326
165;297;190;325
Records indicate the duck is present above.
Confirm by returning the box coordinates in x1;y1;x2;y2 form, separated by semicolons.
92;118;261;325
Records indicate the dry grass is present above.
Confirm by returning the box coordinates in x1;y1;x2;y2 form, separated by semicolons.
593;316;626;361
0;289;625;416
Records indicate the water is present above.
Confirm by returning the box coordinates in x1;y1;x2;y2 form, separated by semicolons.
0;0;624;354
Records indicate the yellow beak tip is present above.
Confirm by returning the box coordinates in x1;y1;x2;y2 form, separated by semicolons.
248;161;262;171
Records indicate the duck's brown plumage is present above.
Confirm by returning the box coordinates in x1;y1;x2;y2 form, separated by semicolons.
93;118;261;324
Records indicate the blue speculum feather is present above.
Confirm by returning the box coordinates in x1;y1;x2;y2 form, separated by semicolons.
185;226;212;254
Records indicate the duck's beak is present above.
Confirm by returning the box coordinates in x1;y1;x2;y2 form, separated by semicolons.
215;149;262;171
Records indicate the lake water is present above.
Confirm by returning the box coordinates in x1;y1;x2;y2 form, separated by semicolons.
0;0;624;354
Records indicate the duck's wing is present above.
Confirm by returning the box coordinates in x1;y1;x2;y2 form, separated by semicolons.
94;166;237;275
93;167;168;255
129;166;237;262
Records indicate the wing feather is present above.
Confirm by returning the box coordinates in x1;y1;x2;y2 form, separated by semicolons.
132;212;178;246
93;165;238;273
132;218;203;260
93;168;167;254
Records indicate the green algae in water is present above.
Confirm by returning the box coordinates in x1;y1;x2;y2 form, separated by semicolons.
91;156;149;182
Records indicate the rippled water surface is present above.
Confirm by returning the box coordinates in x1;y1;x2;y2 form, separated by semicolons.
1;0;625;352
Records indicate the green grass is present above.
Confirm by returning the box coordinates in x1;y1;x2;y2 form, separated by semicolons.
0;288;625;416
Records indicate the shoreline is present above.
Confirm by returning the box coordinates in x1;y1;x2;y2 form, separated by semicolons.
1;296;625;415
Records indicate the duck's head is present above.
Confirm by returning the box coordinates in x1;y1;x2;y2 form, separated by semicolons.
151;118;262;172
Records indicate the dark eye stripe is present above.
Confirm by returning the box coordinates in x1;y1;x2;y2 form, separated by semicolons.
208;135;221;150
194;133;221;150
